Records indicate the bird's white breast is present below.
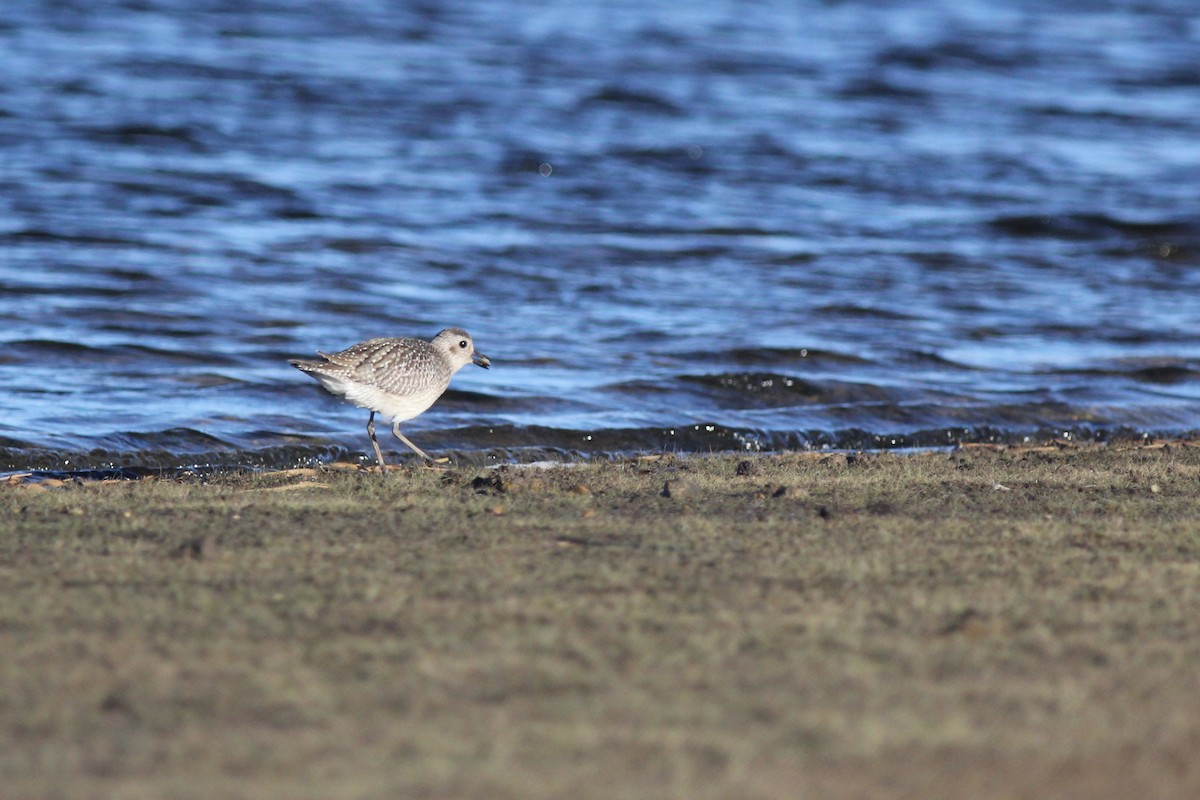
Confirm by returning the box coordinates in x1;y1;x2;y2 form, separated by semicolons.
341;379;447;423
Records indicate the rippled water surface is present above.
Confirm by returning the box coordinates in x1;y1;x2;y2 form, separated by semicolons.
2;0;1198;468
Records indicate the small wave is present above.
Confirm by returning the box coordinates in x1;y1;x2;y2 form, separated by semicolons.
989;213;1191;240
100;427;236;452
677;347;871;368
169;372;250;388
813;304;921;321
1;228;152;247
79;122;212;152
2;339;103;361
1043;363;1200;386
434;388;581;414
1025;104;1151;126
121;343;243;367
692;225;799;238
678;373;899;408
837;77;930;101
609;146;716;176
1;339;248;369
877;39;1037;71
681;372;823;400
1128;365;1199;384
577;86;684;115
894;351;979;370
145;168;308;209
323;237;410;254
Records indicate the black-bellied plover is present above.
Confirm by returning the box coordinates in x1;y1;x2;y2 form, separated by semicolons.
289;328;490;468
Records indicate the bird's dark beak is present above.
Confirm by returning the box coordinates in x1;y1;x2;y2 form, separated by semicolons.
473;351;491;369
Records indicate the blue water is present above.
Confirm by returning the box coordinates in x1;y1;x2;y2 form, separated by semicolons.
2;0;1198;469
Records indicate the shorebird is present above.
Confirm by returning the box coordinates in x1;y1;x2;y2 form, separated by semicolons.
289;328;489;468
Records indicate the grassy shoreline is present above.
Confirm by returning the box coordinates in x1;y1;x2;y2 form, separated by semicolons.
4;444;1200;799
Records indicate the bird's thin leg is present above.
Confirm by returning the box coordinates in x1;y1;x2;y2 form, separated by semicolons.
366;411;387;470
392;421;446;464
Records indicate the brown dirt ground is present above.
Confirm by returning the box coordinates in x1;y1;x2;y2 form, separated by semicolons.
2;443;1200;799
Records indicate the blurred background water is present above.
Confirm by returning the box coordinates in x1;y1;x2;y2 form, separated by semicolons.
1;0;1198;470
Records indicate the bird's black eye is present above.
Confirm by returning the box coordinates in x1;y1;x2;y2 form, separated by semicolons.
459;340;468;349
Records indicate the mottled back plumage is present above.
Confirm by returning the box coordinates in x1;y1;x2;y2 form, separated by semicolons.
313;337;453;397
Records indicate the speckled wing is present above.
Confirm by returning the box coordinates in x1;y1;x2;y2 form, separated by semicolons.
324;337;452;395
